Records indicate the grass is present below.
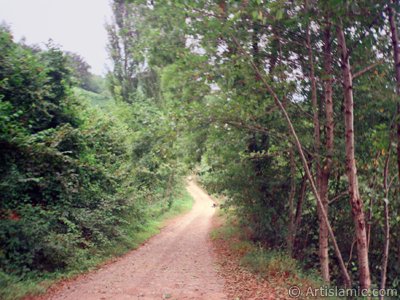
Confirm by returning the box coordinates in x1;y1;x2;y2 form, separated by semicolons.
73;87;113;108
211;212;329;299
0;190;193;300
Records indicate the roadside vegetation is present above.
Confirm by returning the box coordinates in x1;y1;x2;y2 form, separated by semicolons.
2;0;400;298
0;25;190;299
211;211;323;299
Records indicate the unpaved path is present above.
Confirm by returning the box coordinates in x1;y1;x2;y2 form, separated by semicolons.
38;181;226;300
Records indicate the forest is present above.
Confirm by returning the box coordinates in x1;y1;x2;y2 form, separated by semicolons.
1;0;400;299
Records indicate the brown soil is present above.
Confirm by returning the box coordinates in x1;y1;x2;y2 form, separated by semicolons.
33;181;226;300
211;216;290;300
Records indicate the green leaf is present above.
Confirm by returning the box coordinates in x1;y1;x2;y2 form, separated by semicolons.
276;9;284;20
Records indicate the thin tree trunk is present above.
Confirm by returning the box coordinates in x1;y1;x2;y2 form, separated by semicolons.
288;148;296;255
294;172;308;229
385;5;400;293
231;35;352;288
366;151;380;250
380;148;391;298
388;0;400;182
293;154;313;242
337;25;371;290
318;22;336;284
305;3;329;281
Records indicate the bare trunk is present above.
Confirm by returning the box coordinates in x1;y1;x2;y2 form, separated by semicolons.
319;23;335;284
366;152;379;250
294;172;308;229
318;174;330;282
307;20;330;284
322;23;334;196
388;1;400;181
288;148;296;255
380;149;391;298
305;15;331;282
385;2;400;295
293;155;312;238
337;25;371;290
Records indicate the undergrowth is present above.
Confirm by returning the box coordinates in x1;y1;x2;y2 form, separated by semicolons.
0;189;193;300
211;211;327;299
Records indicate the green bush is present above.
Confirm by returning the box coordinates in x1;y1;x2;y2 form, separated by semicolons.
0;27;138;279
0;25;186;294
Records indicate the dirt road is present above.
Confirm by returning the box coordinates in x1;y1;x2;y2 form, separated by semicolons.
38;181;226;300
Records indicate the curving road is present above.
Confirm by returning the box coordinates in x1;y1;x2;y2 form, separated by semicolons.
37;181;226;300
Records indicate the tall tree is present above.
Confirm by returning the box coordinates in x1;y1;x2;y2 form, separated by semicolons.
303;0;331;282
388;0;400;181
320;20;336;285
337;24;371;290
106;0;140;102
385;0;399;294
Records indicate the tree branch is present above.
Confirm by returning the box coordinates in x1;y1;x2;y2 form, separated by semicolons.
353;60;384;80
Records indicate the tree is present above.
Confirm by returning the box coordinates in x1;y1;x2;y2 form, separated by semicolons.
106;0;140;102
337;23;371;290
65;51;101;93
101;0;400;292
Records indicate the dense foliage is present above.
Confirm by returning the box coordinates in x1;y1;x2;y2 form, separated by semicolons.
0;25;183;293
65;51;103;93
109;0;400;292
0;27;130;275
2;0;400;296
